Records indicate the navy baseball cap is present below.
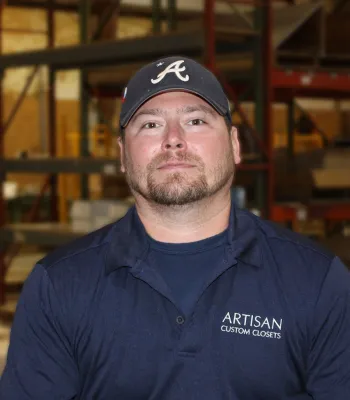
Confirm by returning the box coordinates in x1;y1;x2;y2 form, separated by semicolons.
119;56;232;128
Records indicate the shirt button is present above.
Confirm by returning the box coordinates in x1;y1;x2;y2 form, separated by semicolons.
176;315;185;325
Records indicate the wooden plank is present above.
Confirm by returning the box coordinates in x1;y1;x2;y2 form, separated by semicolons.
312;168;350;188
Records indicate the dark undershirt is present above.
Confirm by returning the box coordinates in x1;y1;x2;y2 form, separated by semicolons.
146;230;228;316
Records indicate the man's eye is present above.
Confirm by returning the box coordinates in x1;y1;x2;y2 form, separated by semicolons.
143;122;159;129
189;119;205;126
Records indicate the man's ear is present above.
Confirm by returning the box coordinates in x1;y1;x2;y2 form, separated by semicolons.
231;126;241;165
117;137;126;173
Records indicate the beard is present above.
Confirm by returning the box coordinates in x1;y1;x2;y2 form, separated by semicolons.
124;149;235;206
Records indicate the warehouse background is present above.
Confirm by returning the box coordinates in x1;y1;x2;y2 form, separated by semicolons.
1;0;350;373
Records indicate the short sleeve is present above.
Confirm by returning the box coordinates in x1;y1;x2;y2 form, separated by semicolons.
0;263;79;399
307;256;350;399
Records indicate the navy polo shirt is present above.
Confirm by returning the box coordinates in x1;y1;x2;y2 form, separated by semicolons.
1;201;350;399
147;229;227;317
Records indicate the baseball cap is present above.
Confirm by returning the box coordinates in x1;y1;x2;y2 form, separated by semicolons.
119;56;232;128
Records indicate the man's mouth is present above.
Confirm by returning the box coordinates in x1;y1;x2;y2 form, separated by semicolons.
158;162;195;170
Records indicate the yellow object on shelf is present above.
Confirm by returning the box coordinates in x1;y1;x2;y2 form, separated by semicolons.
57;121;114;223
274;132;324;152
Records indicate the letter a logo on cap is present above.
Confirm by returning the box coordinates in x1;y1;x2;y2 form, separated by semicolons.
151;60;189;84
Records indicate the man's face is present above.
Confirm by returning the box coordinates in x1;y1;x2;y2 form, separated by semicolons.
119;91;241;206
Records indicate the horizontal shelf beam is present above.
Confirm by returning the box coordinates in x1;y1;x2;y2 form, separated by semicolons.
0;224;84;247
272;68;350;93
272;201;350;222
0;158;121;174
0;32;204;70
6;0;78;12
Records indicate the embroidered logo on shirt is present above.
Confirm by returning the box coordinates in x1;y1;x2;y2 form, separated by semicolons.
221;312;283;339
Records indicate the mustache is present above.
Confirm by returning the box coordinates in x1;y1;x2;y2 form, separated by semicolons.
148;151;203;170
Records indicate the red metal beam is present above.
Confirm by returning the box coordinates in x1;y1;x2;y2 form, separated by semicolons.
271;205;296;223
308;204;350;220
0;0;5;305
272;68;350;93
272;203;350;223
216;0;292;5
263;0;274;219
0;0;6;304
204;0;216;70
0;0;5;224
216;0;267;5
277;89;350;101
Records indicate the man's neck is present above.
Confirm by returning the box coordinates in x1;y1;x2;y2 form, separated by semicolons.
134;191;232;244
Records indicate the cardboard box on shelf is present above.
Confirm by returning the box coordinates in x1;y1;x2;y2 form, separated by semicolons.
312;168;350;189
322;149;350;169
70;200;92;219
69;199;131;232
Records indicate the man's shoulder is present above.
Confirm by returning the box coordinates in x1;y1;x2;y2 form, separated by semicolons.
261;214;332;260
38;223;113;272
235;208;343;307
38;211;132;277
237;208;334;269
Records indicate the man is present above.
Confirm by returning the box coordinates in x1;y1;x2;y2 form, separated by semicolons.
1;56;349;399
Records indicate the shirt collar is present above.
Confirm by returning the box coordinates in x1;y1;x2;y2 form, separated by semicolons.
228;205;262;268
105;207;149;274
105;198;262;275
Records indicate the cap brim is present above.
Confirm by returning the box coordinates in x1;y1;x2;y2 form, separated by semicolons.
120;85;228;128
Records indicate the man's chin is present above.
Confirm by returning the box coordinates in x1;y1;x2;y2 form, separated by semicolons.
148;184;208;206
150;194;205;206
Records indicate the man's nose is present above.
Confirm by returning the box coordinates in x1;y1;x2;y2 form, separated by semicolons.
161;124;187;152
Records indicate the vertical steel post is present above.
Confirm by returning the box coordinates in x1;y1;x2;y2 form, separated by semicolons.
79;0;91;199
253;2;264;215
0;0;5;304
47;0;58;220
0;1;4;226
167;0;177;31
264;0;274;220
204;0;216;70
287;99;295;163
253;0;273;219
152;0;162;34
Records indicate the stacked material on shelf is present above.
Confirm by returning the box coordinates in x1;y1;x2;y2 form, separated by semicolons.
70;199;131;232
312;148;350;190
3;182;18;200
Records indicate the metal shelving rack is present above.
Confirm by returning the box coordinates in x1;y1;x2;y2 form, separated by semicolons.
1;0;350;305
270;0;350;225
204;0;274;219
0;0;274;306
